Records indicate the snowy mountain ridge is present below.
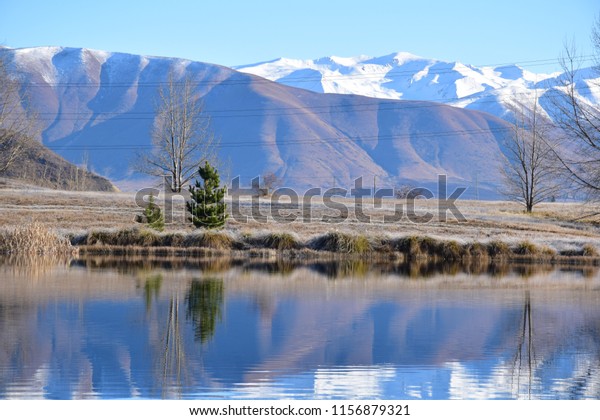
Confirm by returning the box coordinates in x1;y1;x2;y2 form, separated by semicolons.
0;46;530;196
235;52;598;120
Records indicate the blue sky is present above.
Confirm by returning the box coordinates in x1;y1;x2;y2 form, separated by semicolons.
0;0;598;72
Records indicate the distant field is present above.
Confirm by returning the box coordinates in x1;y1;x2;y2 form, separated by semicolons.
2;183;600;253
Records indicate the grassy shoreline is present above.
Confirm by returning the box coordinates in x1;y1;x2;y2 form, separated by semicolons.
70;227;600;265
1;222;599;265
3;188;600;268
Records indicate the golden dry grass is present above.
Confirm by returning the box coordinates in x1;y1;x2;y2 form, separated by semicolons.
2;187;600;257
0;222;75;255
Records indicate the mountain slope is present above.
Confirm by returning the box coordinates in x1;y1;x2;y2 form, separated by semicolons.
1;135;116;191
4;47;515;196
235;52;600;121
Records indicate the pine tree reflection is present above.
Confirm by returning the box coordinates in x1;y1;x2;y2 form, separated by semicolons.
185;278;224;344
143;274;162;312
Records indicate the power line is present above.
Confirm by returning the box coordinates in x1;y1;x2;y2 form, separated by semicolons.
12;54;596;89
44;126;517;151
8;83;598;123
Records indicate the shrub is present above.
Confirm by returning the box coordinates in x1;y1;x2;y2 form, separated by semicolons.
539;246;557;257
398;238;467;261
583;244;599;257
311;232;372;254
258;232;300;250
438;240;463;261
395;236;424;256
87;230;114;246
467;242;489;259
199;231;234;250
559;248;581;257
86;228;158;247
487;240;511;257
561;244;600;257
163;233;185;247
513;241;538;256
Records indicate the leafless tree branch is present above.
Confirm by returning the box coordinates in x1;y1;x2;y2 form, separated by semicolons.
548;29;600;197
0;51;38;173
500;93;561;212
133;70;218;192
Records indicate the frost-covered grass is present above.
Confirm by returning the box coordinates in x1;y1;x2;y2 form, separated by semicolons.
2;188;600;257
66;227;600;266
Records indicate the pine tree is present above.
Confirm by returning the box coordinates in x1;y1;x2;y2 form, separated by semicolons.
187;161;228;229
143;193;165;231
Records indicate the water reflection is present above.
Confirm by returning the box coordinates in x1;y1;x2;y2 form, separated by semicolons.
511;291;535;399
1;257;600;399
143;274;162;312
0;254;73;277
185;279;224;343
69;255;598;280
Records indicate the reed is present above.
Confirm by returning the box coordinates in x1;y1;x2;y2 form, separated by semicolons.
0;222;74;255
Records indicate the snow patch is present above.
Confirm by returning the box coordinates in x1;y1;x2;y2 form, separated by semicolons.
236;51;598;122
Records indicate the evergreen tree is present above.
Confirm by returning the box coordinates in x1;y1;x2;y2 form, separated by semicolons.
143;193;165;231
187;161;228;229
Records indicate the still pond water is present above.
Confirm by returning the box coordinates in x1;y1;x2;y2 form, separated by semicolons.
1;257;600;400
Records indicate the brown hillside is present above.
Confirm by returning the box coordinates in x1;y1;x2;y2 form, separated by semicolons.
2;136;116;191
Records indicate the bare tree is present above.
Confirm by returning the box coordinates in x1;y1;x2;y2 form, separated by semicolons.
0;51;37;173
136;71;218;192
501;97;559;212
548;18;600;197
262;171;281;194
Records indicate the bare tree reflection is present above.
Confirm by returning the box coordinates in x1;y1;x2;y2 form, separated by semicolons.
512;290;537;399
158;294;187;397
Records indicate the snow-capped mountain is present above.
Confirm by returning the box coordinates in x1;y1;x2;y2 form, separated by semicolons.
3;47;515;196
235;52;600;121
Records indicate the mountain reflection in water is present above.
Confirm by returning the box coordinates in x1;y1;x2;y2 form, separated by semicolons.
0;256;599;399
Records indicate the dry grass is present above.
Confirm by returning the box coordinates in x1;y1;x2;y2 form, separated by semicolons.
2;188;599;245
392;236;464;261
3;188;600;264
487;240;511;258
310;232;372;254
198;231;237;250
0;222;74;255
583;244;599;257
86;228;159;247
252;232;301;250
82;228;238;250
513;241;539;256
71;227;600;265
466;242;489;259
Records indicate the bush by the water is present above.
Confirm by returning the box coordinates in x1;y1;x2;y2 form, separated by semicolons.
0;222;74;255
310;232;372;254
252;232;301;250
